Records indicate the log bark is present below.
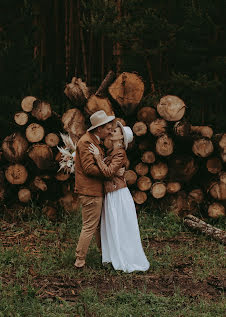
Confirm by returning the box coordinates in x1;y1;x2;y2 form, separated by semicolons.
132;190;147;204
137;107;157;124
85;95;114;116
150;162;168;180
184;214;226;244
157;95;186;121
192;138;214;158
137;176;152;191
14;111;29;126
150;182;167;199
108;72;144;115
149;118;167;136
218;133;226;162
188;189;204;204
2;133;29;162
31;100;52;121
124;169;137;186
61;108;86;143
141;151;155;164
21;96;37;112
155;134;174;156
168;155;198;182
95;70;115;97
45;133;60;147
26;123;45;143
132;122;147;136
5;164;28;184
28;144;53;170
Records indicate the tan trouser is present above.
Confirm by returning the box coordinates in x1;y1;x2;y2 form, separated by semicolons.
75;195;103;264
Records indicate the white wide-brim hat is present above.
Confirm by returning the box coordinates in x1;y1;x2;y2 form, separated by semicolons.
87;110;115;131
117;121;133;150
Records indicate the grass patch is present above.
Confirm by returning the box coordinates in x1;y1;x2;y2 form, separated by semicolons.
0;208;225;316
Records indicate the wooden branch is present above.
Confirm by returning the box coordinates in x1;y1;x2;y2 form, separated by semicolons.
95;70;115;97
184;214;226;244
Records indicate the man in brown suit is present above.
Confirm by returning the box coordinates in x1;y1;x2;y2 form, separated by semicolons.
74;110;115;268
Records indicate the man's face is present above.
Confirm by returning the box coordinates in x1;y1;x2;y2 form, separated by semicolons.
97;122;113;140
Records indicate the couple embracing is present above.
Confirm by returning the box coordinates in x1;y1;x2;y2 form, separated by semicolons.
74;110;149;273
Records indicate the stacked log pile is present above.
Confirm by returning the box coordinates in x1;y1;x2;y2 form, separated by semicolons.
0;72;225;220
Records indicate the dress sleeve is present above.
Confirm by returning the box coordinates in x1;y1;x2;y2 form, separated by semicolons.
94;149;125;178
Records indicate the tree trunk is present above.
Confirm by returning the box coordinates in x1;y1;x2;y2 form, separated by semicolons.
137;106;157;124
21;96;37;112
18;188;31;203
124;169;137;186
45;133;60;147
150;182;167;199
31;100;52;121
208;202;225;219
134;162;149;176
192;138;214;158
141;151;155;164
206;157;222;174
137;176;152;191
14;112;29;126
95;70;115;97
132;190;147;204
85;95;114;116
61;107;86;143
28;144;54;170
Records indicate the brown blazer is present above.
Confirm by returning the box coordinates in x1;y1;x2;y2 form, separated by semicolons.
74;132;106;196
95;147;127;193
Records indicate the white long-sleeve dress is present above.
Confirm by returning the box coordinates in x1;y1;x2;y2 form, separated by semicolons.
95;148;150;273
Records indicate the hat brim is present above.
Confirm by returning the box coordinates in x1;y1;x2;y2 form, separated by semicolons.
117;121;129;149
87;115;115;131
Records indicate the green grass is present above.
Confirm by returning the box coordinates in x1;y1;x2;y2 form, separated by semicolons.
0;208;225;316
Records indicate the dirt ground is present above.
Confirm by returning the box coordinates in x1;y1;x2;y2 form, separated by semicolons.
0;220;225;303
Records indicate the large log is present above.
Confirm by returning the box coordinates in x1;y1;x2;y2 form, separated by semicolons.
2;133;28;162
26;123;45;143
14;111;29;126
166;182;181;194
18;188;31;203
21;96;37;112
45;133;60;147
184;214;226;244
150;162;168;180
85;95;114;116
61;108;86;143
28;144;54;170
208;181;226;200
95;70;116;97
218;133;226;162
157;95;186;121
5;164;28;185
108;72;144;115
141;151;155;164
64;77;89;105
134;162;149;176
208;202;225;219
155;134;174;156
124;170;137;186
31;100;52;121
132;122;147;136
137;176;152;191
132;190;147;204
150;182;167;199
137;106;157;124
173;120;191;137
168;155;198;182
190;125;213;139
149;118;167;136
192;138;214;158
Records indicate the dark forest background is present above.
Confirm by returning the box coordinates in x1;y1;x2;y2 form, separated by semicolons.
0;0;226;143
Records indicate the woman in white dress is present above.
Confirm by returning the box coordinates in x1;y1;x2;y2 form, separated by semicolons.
89;122;150;273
